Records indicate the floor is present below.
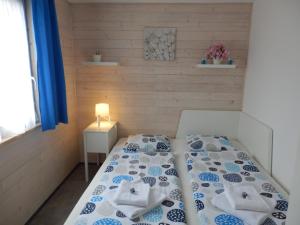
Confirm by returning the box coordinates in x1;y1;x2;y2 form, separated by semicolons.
26;164;100;225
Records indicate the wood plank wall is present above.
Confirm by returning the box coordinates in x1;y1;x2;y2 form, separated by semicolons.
72;3;252;139
0;1;79;224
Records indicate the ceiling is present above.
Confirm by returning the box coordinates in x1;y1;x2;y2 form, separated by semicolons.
68;0;254;4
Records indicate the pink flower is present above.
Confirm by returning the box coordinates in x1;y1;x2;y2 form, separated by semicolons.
205;43;230;60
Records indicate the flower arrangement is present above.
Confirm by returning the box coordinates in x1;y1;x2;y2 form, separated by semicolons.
206;43;229;64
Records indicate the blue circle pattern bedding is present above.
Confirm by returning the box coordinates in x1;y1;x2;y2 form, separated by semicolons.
185;148;288;225
75;151;186;225
123;134;171;153
186;135;234;152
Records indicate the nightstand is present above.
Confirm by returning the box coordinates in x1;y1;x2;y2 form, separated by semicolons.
83;121;117;182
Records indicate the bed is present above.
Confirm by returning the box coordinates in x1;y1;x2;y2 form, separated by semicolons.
64;138;186;225
64;110;288;225
184;149;288;225
175;110;288;225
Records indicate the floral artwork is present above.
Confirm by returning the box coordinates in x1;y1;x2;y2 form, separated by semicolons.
144;27;176;61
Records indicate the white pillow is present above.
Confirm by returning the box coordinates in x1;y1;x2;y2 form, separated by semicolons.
123;134;171;153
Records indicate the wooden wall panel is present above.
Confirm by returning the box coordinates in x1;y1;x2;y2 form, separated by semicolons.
0;1;79;224
73;3;252;140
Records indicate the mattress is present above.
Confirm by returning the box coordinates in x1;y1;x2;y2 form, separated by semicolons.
183;142;288;225
64;138;187;225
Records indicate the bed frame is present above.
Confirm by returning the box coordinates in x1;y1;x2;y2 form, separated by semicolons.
176;110;273;175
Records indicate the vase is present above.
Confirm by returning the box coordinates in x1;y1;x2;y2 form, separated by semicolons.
93;54;101;62
213;58;222;65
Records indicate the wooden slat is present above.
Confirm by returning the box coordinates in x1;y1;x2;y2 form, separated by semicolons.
73;3;252;137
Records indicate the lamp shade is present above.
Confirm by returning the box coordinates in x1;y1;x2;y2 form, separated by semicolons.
95;103;109;117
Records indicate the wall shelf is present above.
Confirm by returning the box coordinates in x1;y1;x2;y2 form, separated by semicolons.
196;64;236;69
82;62;119;66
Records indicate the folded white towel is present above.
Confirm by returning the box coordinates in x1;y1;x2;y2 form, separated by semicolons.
113;179;150;207
109;188;167;219
224;184;276;213
212;193;268;225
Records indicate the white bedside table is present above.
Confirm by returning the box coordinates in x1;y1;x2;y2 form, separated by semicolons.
83;121;117;182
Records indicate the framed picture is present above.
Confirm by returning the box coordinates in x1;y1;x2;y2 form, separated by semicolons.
144;27;176;61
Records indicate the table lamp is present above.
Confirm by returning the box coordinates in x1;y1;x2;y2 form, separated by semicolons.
95;103;110;127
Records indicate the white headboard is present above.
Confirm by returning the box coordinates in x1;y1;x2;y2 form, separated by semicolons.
176;110;240;138
237;113;273;174
176;110;273;174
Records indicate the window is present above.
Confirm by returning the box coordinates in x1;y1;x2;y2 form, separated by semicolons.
0;0;39;143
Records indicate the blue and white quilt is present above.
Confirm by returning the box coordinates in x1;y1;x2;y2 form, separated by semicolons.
185;149;288;225
74;151;187;225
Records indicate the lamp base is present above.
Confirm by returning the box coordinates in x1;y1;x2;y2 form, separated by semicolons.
97;116;101;128
96;115;111;128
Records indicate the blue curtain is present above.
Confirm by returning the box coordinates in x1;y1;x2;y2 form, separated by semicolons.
32;0;68;131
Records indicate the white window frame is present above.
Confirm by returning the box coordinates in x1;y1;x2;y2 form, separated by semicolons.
0;0;40;145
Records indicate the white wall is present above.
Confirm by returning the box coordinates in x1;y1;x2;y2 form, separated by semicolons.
243;0;300;192
286;140;300;225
